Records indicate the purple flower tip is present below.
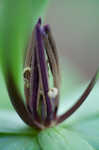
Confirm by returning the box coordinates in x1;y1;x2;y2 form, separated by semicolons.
36;20;46;37
37;17;42;25
44;24;50;33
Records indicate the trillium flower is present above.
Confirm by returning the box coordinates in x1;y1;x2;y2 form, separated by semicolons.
5;18;98;130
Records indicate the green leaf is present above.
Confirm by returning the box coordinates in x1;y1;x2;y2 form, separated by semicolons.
37;127;94;150
0;111;38;135
85;137;99;150
0;111;95;150
61;116;99;150
0;0;48;91
60;81;99;149
0;129;94;150
68;118;99;150
0;136;40;150
0;73;13;110
59;81;99;120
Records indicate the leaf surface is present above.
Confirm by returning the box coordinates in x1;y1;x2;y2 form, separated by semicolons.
0;111;95;150
0;136;40;150
37;127;95;150
60;81;99;149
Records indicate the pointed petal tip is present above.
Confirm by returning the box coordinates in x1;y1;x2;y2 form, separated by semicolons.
37;17;42;25
44;24;50;33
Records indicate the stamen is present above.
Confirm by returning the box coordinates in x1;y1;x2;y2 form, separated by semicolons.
44;25;60;117
43;34;59;88
44;24;60;76
24;30;35;68
24;30;35;106
38;80;47;121
35;23;53;122
48;88;58;99
23;67;31;88
23;67;31;75
29;48;40;122
24;24;41;123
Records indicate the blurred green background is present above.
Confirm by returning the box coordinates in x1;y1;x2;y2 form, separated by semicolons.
45;0;99;78
45;0;99;100
0;0;99;110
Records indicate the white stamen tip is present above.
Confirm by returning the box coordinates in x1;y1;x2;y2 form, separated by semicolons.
48;88;58;98
23;67;31;75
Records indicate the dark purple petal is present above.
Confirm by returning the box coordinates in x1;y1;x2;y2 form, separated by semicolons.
24;29;35;105
29;48;40;122
44;24;60;75
24;29;35;68
43;32;60;88
5;68;42;128
44;25;60;118
56;71;98;124
35;23;53;122
37;17;42;25
40;95;47;121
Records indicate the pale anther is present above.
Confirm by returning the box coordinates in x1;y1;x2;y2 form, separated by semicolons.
48;88;58;98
